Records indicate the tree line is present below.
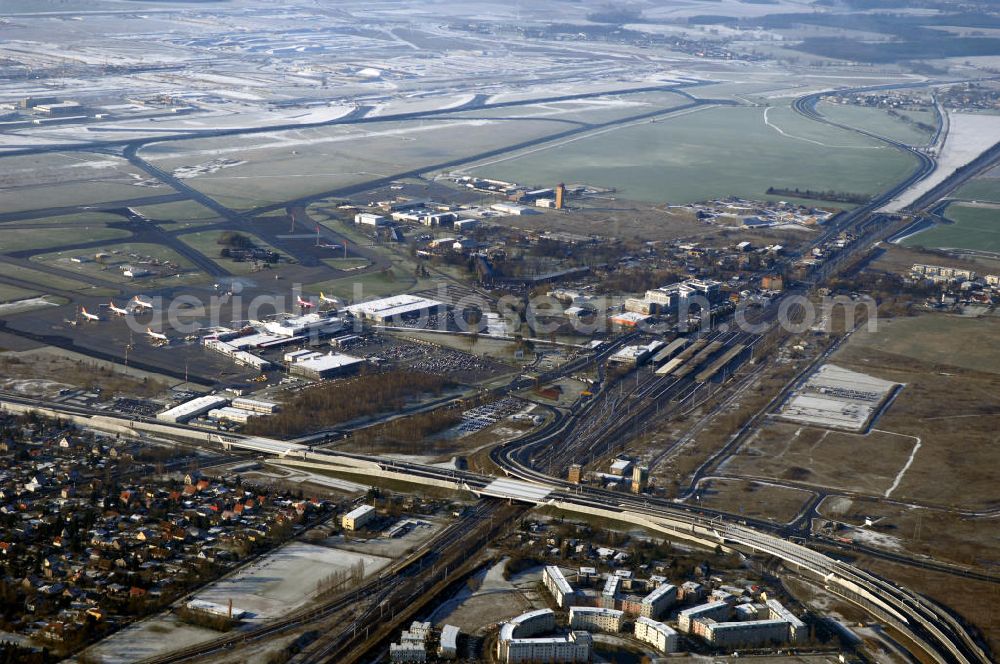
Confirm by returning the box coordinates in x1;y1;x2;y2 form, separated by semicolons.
243;370;455;437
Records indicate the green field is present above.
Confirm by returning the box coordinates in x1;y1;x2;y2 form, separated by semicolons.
132;200;221;225
817;102;936;146
143;117;572;210
841;314;1000;375
33;242;200;288
176;230;290;275
0;152;166;214
0;284;40;303
0;226;131;254
955;177;1000;204
469;105;918;206
0;263;115;296
323;257;370;270
901;203;1000;253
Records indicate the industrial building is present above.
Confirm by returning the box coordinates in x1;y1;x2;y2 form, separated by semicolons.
156;395;229;423
438;624;460;659
608;340;664;366
491;202;535;216
346;294;446;324
185;599;248;621
631;465;649;494
290;352;366;380
678;601;732;633
543;566;577;608
355;212;388;226
634;617;678;654
608;311;651;328
207;407;258;424
231;397;279;414
341;504;376;530
568;606;623;633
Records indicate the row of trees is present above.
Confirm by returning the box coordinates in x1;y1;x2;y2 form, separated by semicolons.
243;370;455;437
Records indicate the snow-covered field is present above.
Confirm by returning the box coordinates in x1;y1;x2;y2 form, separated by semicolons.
78;541;391;664
882;112;1000;212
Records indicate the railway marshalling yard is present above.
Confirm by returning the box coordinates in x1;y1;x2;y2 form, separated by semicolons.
2;0;1000;662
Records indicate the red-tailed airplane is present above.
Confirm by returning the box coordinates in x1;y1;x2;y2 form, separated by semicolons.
132;296;154;310
80;307;101;322
146;327;168;342
297;296;315;309
108;300;129;316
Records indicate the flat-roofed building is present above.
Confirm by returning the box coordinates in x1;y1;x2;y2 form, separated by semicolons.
355;212;388;226
341;504;376;531
346;294;446;324
499;630;591;664
438;624;460;660
290;352;365;380
766;599;807;642
569;606;623;633
543;565;577;607
703;618;790;648
231;397;279;414
157;395;229;423
207;407;257;424
601;575;620;609
678;601;731;633
389;643;425;662
634;617;678;653
640;582;677;619
679;580;705;602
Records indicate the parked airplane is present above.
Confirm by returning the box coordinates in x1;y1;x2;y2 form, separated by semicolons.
108;300;130;316
319;292;339;305
132;296;154;310
80;307;101;322
297;296;315;309
146;327;168;342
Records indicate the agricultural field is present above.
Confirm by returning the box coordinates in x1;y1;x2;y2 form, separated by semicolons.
469;104;918;207
954;172;1000;203
901;202;1000;253
816;102;937;146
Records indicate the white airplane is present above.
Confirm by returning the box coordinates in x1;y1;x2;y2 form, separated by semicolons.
80;307;101;322
146;327;168;342
132;296;154;310
319;291;339;306
108;300;130;316
297;296;315;309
